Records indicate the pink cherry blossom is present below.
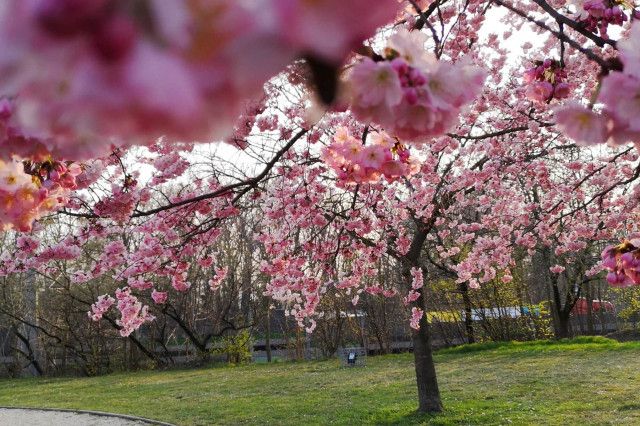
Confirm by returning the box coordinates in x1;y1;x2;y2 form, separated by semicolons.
209;266;228;291
410;267;424;290
526;81;554;103
523;59;570;103
114;287;154;337
323;128;417;184
272;0;400;63
601;241;640;288
599;73;640;134
410;307;424;330
348;28;485;143
89;294;115;322
618;21;640;77
554;103;608;146
151;290;168;305
349;58;403;108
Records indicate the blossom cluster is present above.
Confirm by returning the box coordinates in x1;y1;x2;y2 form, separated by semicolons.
554;22;640;147
601;239;640;287
0;157;80;231
151;289;168;305
0;96;86;230
523;59;570;103
89;294;115;322
0;143;238;337
93;185;138;223
0;0;400;161
322;128;418;183
403;267;424;310
208;266;228;291
571;0;637;38
348;28;485;142
410;307;424;330
113;287;155;337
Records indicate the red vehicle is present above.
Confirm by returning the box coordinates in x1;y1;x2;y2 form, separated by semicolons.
572;298;615;315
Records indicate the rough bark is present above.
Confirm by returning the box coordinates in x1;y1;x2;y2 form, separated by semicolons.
586;284;595;335
404;227;443;413
265;306;272;363
412;291;443;413
556;312;571;339
459;282;475;344
19;269;43;376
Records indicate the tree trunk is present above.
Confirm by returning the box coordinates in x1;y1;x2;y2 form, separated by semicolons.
355;308;368;353
556;312;571;339
295;327;303;361
102;315;165;366
402;226;443;413
19;269;43;376
14;329;44;376
459;282;475;344
265;306;272;363
550;278;571;339
410;266;442;413
412;312;443;413
586;284;595;335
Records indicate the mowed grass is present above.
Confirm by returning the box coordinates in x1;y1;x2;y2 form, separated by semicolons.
1;337;640;425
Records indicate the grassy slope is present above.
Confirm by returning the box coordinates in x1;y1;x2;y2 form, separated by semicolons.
0;337;639;425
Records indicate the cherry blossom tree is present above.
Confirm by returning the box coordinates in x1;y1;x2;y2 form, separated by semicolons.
1;0;640;415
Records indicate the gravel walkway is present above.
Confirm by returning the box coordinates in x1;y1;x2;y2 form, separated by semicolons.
0;408;174;426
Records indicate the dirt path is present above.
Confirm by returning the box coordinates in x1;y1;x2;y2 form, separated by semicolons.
0;408;174;425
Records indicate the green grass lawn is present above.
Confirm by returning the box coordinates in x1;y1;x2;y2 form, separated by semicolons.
1;337;639;425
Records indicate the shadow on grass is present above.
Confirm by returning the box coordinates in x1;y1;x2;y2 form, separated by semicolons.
367;408;443;425
436;336;640;358
618;403;640;411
